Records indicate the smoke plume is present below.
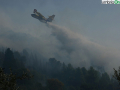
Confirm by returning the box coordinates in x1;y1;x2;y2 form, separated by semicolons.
0;8;120;74
47;22;120;73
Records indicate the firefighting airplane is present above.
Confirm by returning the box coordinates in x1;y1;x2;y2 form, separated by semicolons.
31;9;55;23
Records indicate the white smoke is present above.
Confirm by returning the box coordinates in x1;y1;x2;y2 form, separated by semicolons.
47;22;120;73
0;8;120;74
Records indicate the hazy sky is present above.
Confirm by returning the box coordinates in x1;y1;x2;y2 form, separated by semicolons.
1;0;120;48
0;0;120;73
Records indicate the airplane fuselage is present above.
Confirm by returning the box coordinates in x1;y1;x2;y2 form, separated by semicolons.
31;14;47;23
31;9;55;23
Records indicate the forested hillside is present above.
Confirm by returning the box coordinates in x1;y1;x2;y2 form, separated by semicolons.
0;48;119;90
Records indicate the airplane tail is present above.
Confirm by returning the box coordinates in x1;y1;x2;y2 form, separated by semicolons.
47;15;55;22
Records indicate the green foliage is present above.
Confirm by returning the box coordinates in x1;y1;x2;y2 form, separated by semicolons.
0;67;33;90
0;52;4;67
47;78;64;90
68;86;76;90
0;48;119;90
113;67;120;85
3;48;17;72
99;72;110;87
87;66;100;84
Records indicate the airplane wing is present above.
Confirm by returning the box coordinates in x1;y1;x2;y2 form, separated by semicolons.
31;14;39;19
31;14;47;23
36;12;45;19
47;15;55;22
33;9;46;20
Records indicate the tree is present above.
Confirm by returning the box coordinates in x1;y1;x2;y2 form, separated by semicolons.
47;78;64;90
0;67;33;90
81;67;100;90
46;58;62;77
0;51;4;67
22;49;29;58
14;51;26;69
74;67;85;86
113;67;120;84
87;66;100;84
3;48;17;73
68;86;76;90
101;72;110;84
